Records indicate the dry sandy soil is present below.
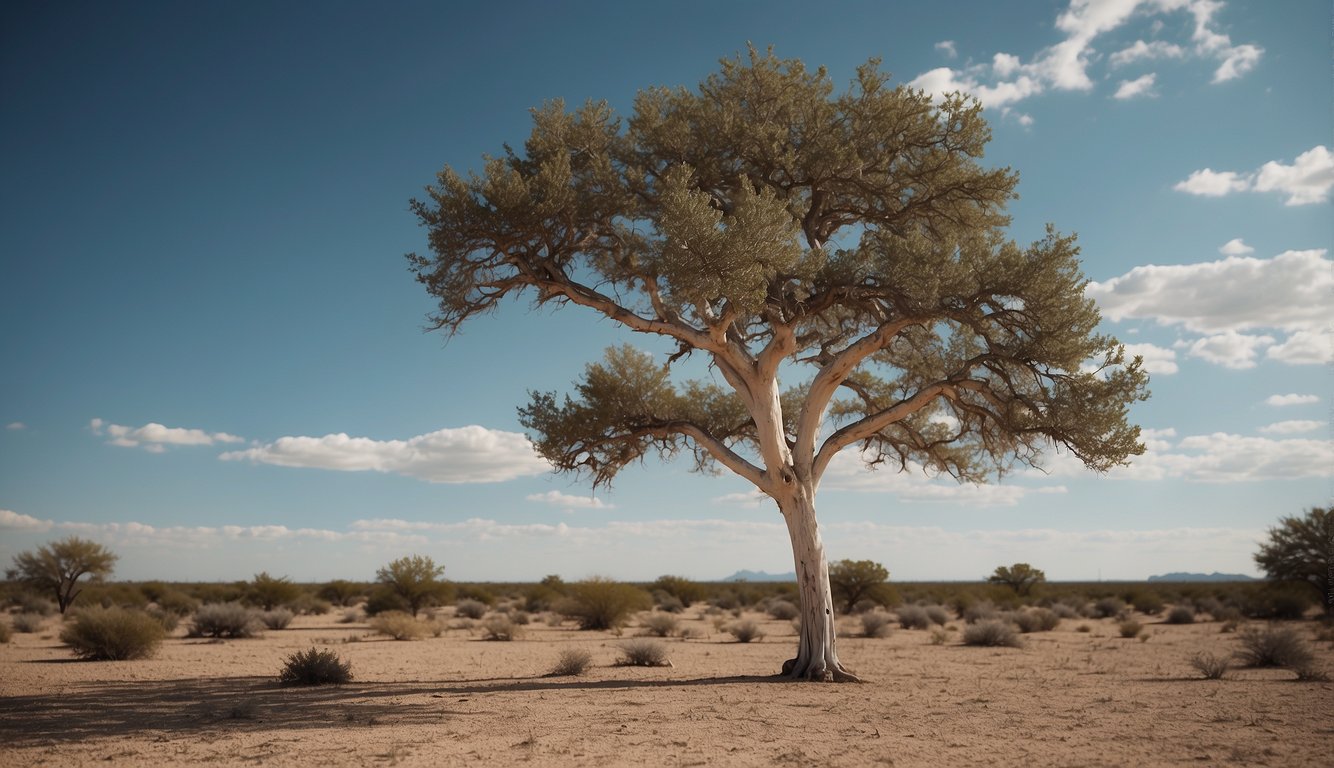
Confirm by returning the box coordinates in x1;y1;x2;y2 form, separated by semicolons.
2;607;1331;767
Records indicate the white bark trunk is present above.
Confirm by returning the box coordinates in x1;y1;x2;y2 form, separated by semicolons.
778;490;861;682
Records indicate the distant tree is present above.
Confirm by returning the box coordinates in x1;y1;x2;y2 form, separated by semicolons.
988;563;1046;596
828;559;892;613
408;48;1148;681
1254;507;1332;616
247;572;303;610
317;579;365;607
7;536;118;614
376;555;449;617
651;575;705;606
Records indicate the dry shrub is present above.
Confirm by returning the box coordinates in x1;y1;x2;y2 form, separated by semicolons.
861;611;893;638
929;627;950;645
1189;651;1230;679
511;611;531;625
1118;619;1143;639
766;600;799;621
190;602;262;638
924;605;950;626
338;608;361;624
640;613;679;638
0;622;11;644
962;619;1022;648
260;608;295;630
1092;597;1126;619
897;605;931;630
616;639;671;666
454;599;488;620
549;648;593;676
1235;625;1314;669
60;606;165;660
1166;606;1196;625
480;615;520;641
279;647;352;685
728;619;764;643
963;602;999;624
1011;608;1060;633
369;611;428;641
557;578;652;631
12;613;45;633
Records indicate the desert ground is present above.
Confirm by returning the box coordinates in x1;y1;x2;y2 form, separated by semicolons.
2;606;1331;767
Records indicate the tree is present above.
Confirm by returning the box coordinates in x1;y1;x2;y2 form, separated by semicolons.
1254;507;1332;616
988;562;1046;596
408;48;1147;681
829;559;892;613
375;555;448;617
7;536;118;614
247;571;303;610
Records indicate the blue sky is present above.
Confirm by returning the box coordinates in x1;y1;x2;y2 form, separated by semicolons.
2;0;1330;583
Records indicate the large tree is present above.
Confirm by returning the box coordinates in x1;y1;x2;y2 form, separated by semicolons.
7;536;118;614
1254;506;1332;615
408;49;1147;681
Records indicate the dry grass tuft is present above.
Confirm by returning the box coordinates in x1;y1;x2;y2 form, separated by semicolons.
369;611;429;641
548;648;594;676
279;647;353;686
616;639;671;666
962;619;1022;648
1189;651;1230;679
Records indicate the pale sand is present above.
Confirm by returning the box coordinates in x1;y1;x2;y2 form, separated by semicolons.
2;609;1331;766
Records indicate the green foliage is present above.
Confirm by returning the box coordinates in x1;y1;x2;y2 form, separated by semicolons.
987;563;1046;597
1126;589;1165;616
1255;507;1332;614
246;572;302;611
829;559;892;614
651;575;705;607
962;619;1022;648
60;606;165;660
376;555;450;617
190;602;262;638
317;580;365;607
363;587;411;616
79;582;149;609
558;577;652;630
7;536;118;614
1241;584;1313;620
279;647;353;686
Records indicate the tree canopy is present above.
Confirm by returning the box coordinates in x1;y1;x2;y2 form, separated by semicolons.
7;536;118;614
1254;507;1332;615
988;562;1047;596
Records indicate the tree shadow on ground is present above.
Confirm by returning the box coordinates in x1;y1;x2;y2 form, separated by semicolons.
0;674;783;745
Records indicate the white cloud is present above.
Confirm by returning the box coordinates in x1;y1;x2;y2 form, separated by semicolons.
992;52;1021;77
1087;250;1333;336
526;490;614;511
1174;146;1334;205
1113;73;1157;99
5;421;25;431
1258;420;1323;435
1218;238;1253;255
821;450;1066;506
1211;43;1261;82
935;40;958;59
1266;330;1332;365
1016;113;1035;127
1109;39;1185;67
1183;331;1274;369
220;425;551;483
1265;393;1319;407
1119;431;1334;483
1121;342;1178;375
90;418;244;452
712;489;772;508
0;509;53;531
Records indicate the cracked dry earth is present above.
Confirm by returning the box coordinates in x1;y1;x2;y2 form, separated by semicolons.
2;609;1331;767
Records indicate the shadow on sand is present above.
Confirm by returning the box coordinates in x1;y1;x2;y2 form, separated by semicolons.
0;673;782;745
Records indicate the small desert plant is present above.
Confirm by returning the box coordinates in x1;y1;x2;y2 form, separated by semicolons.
861;611;893;638
652;592;686;613
146;606;179;633
154;590;199;616
60;606;165;660
557;578;652;631
963;602;999;624
1118;619;1143;639
454;599;488;620
338;608;361;624
897;605;931;630
0;622;11;644
640;613;679;638
511;610;531;625
924;604;950;626
1092;597;1126;619
766;600;799;621
480;615;520;641
728;619;764;643
1165;606;1195;625
1076;623;1092;633
190;602;262;638
278;647;353;686
1011;608;1060;633
962;619;1022;648
1129;590;1164;616
616;639;671;666
369;611;428;641
1189;651;1230;679
14;594;58;616
549;647;594;676
1051;602;1082;620
929;627;950;645
1235;625;1314;669
12;612;45;633
260;608;295;630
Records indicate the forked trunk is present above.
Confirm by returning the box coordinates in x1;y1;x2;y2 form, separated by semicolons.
778;490;862;682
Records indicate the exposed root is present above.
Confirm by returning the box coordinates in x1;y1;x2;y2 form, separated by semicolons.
780;657;865;683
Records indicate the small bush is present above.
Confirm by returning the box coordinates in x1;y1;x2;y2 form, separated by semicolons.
1190;651;1230;679
963;602;999;624
861;611;893;638
652;592;685;613
12;613;45;633
190;602;262;638
260;608;295;630
557;578;652;631
279;647;352;686
363;587;411;617
338;608;361;624
1165;606;1195;625
1235;625;1315;669
154;590;199;616
369;611;428;641
14;594;57;616
480;615;520;641
924;605;950;626
640;613;679;638
147;606;180;633
929;627;950;645
617;639;671;666
728;619;764;643
1011;608;1060;633
1051;602;1082;620
766;600;799;621
897;605;931;630
60;606;165;660
962;619;1022;648
1118;619;1143;639
454;599;488;620
1076;623;1092;633
1129;591;1164;616
549;648;593;676
1092;597;1126;619
0;622;11;643
511;610;531;625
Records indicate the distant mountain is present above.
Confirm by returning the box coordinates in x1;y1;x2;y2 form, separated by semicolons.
721;569;796;582
1147;572;1258;582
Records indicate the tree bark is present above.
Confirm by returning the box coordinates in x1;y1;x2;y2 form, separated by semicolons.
778;490;862;682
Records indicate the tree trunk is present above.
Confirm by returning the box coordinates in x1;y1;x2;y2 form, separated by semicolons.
778;490;862;682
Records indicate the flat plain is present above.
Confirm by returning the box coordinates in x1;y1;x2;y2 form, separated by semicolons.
2;607;1331;767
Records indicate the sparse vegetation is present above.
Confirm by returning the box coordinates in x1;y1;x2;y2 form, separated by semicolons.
557;578;652;630
1166;606;1195;624
860;611;893;638
1011;608;1060;633
1118;619;1143;639
829;559;894;614
988;563;1046;596
1254;506;1332;616
480;615;520;641
1234;625;1314;669
190;602;262;638
616;639;671;666
454;599;488;620
246;572;302;610
1092;597;1126;619
549;648;593;676
897;605;931;630
369;611;429;641
260;608;295;630
7;536;119;614
640;613;679;637
962;619;1022;648
60;606;165;660
376;555;451;617
279;647;353;686
1189;651;1230;679
728;619;764;643
765;600;799;621
0;622;11;644
12;612;45;633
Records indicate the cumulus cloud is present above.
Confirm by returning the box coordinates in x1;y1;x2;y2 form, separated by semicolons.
1119;431;1334;483
1174;146;1334;205
1121;342;1178;375
1113;73;1157;99
1109;39;1185;67
0;509;53;531
1266;330;1332;365
1218;238;1253;255
820;450;1066;506
90;418;243;453
220;425;551;484
1265;393;1319;407
1258;420;1323;435
935;40;958;58
526;490;614;511
1182;331;1274;369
